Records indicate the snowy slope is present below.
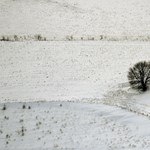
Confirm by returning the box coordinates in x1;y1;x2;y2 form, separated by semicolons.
0;101;150;150
0;0;150;40
0;41;150;103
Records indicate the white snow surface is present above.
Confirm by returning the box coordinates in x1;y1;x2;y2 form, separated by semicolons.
0;101;150;150
0;41;150;103
0;0;150;39
0;0;150;149
1;40;150;118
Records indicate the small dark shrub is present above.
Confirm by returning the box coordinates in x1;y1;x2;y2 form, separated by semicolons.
66;35;73;41
14;35;19;41
0;36;6;41
2;104;6;110
21;126;26;136
20;119;24;123
100;35;103;40
88;37;94;40
2;36;9;41
91;37;94;40
0;130;3;134
35;34;46;41
36;34;42;41
6;134;9;138
128;61;150;92
4;116;9;120
22;105;26;109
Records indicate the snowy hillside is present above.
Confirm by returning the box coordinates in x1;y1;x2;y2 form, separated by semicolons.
1;102;150;150
0;0;150;40
1;41;150;103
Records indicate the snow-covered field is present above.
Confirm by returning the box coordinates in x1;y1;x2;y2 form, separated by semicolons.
0;101;150;150
1;41;150;103
1;0;150;149
1;41;150;150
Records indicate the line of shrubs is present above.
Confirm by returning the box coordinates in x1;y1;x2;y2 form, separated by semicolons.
0;34;47;41
1;35;150;42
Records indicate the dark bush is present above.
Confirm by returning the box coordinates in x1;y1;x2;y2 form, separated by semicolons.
2;104;6;110
22;104;26;109
128;61;150;92
14;35;19;41
34;34;46;41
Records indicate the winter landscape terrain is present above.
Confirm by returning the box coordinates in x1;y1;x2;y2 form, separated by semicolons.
0;0;150;41
0;0;150;149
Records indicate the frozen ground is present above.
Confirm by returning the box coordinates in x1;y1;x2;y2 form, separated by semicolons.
0;0;150;40
0;101;150;150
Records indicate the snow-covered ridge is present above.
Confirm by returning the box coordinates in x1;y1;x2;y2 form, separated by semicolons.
0;0;150;38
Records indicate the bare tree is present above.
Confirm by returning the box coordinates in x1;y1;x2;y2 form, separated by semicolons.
128;61;150;92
